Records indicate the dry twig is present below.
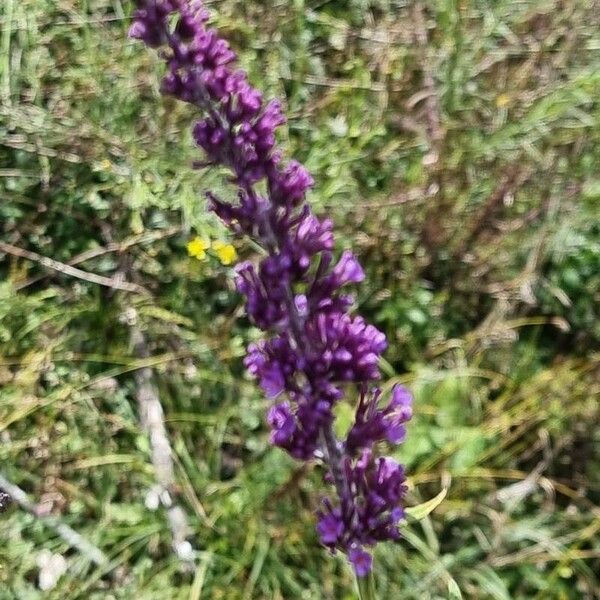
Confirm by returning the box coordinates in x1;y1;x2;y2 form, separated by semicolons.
129;318;194;563
411;2;449;256
0;473;108;566
411;2;444;152
0;240;148;294
14;227;181;291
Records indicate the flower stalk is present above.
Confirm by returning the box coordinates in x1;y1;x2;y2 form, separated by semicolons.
357;570;377;600
129;0;413;578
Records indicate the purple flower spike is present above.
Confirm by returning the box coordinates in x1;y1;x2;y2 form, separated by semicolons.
130;0;412;576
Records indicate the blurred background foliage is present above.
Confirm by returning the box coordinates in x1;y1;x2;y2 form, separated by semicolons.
1;0;599;598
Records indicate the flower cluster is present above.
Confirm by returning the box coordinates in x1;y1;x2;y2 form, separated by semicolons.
187;236;237;264
317;451;408;576
130;0;412;575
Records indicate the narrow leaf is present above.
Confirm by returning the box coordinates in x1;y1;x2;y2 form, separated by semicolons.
405;489;447;521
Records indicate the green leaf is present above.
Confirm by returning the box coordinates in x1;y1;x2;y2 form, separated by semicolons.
405;489;447;521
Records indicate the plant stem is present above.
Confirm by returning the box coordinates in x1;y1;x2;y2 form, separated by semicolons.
356;571;377;600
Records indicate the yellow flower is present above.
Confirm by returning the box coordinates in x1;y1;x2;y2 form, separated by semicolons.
496;93;510;108
212;240;237;265
187;237;210;260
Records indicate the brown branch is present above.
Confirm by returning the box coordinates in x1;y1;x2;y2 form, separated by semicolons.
0;240;148;294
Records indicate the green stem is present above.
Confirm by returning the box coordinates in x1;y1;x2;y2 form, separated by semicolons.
356;572;377;600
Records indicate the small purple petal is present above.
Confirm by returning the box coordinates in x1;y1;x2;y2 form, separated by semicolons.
348;547;373;577
385;423;406;444
267;402;296;445
390;385;413;420
332;250;365;285
317;512;344;545
260;364;285;398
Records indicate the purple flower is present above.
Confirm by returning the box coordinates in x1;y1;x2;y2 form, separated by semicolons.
317;508;344;546
346;385;413;454
130;0;412;577
390;384;413;418
331;251;365;286
348;547;373;578
258;364;285;398
267;403;296;445
316;449;408;573
270;160;314;206
305;313;387;382
385;385;413;443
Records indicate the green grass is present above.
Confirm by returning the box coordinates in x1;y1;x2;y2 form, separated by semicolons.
1;1;599;598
